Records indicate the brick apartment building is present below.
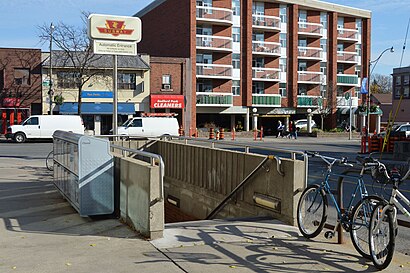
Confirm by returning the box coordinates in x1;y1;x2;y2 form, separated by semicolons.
0;48;42;134
135;0;370;133
392;66;410;123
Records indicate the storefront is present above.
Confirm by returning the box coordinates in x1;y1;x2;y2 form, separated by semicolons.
150;94;185;127
59;102;136;135
0;98;30;135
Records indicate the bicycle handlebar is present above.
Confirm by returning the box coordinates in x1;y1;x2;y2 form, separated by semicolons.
305;151;352;167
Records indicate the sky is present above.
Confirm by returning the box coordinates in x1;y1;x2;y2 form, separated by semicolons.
0;0;409;76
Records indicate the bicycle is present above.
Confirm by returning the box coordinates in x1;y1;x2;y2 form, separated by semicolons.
46;150;53;171
297;152;384;259
368;161;410;269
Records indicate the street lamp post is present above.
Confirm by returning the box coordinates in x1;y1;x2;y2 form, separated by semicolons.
366;46;394;135
49;23;55;115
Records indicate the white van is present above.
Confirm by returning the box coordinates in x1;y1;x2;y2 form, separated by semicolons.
6;115;84;143
117;117;179;137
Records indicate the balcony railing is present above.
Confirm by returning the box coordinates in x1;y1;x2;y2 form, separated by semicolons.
298;22;323;36
337;51;359;63
196;63;233;79
336;96;359;107
196;92;233;106
337;74;359;86
252;14;281;31
337;28;359;41
252;41;281;56
297;95;323;107
196;6;233;25
298;46;323;60
252;94;281;107
196;35;233;52
297;71;324;84
252;67;281;81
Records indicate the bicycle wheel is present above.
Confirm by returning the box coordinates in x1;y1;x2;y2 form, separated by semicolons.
350;195;384;259
369;203;395;270
46;151;54;171
297;184;328;238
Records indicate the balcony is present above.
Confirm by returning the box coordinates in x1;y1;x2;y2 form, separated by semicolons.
337;28;359;41
298;46;323;60
252;41;281;57
337;51;359;63
337;74;359;86
196;6;233;25
196;92;233;107
297;95;323;108
196;35;233;52
297;71;324;84
336;96;359;107
252;67;281;82
298;22;323;37
252;94;281;107
196;63;233;79
252;14;281;31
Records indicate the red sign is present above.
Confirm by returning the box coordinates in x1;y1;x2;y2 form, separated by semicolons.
97;20;134;37
150;95;184;109
2;98;21;107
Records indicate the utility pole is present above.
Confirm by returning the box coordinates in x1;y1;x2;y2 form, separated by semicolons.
49;23;55;115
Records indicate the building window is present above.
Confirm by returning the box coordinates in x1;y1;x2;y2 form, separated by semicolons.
162;74;172;90
252;57;264;68
197;53;212;64
232;27;240;42
321;84;327;98
280;33;287;48
338;17;344;29
197;79;212;92
279;82;287;97
232;80;240;95
395;76;401;85
197;26;212;35
320;62;327;75
337;64;344;74
118;73;136;90
298;84;307;95
14;68;30;86
57;71;78;89
298;10;307;23
356;19;362;34
354;87;360;98
320;39;327;53
403;75;409;85
252;32;264;42
298;61;307;72
232;54;240;69
232;0;240;16
252;2;264;15
356;44;362;57
337;43;344;53
252;82;264;94
404;86;410;98
320;12;328;29
394;87;401;98
279;58;287;72
280;5;287;23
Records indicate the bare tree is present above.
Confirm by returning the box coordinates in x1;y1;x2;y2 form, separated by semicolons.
370;73;392;94
38;12;103;115
318;80;338;130
0;49;42;110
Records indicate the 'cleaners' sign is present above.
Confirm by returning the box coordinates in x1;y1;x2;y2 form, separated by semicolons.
150;95;184;109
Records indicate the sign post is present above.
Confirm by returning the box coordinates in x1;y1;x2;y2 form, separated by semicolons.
88;14;141;137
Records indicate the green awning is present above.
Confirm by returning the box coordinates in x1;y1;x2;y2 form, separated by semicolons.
355;108;383;115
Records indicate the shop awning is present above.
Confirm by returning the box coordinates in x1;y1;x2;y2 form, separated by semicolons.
60;102;135;115
355;108;383;115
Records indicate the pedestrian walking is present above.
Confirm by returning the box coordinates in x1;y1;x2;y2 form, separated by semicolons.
291;120;298;139
276;120;284;138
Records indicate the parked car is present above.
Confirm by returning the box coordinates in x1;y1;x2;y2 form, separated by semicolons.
6;115;84;143
294;119;317;131
379;123;410;138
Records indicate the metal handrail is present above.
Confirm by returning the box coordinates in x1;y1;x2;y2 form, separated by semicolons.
109;143;165;205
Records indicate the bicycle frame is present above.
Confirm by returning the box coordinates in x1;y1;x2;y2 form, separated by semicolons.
374;188;410;231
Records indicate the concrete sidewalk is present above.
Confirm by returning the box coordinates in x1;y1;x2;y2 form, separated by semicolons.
0;157;409;273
